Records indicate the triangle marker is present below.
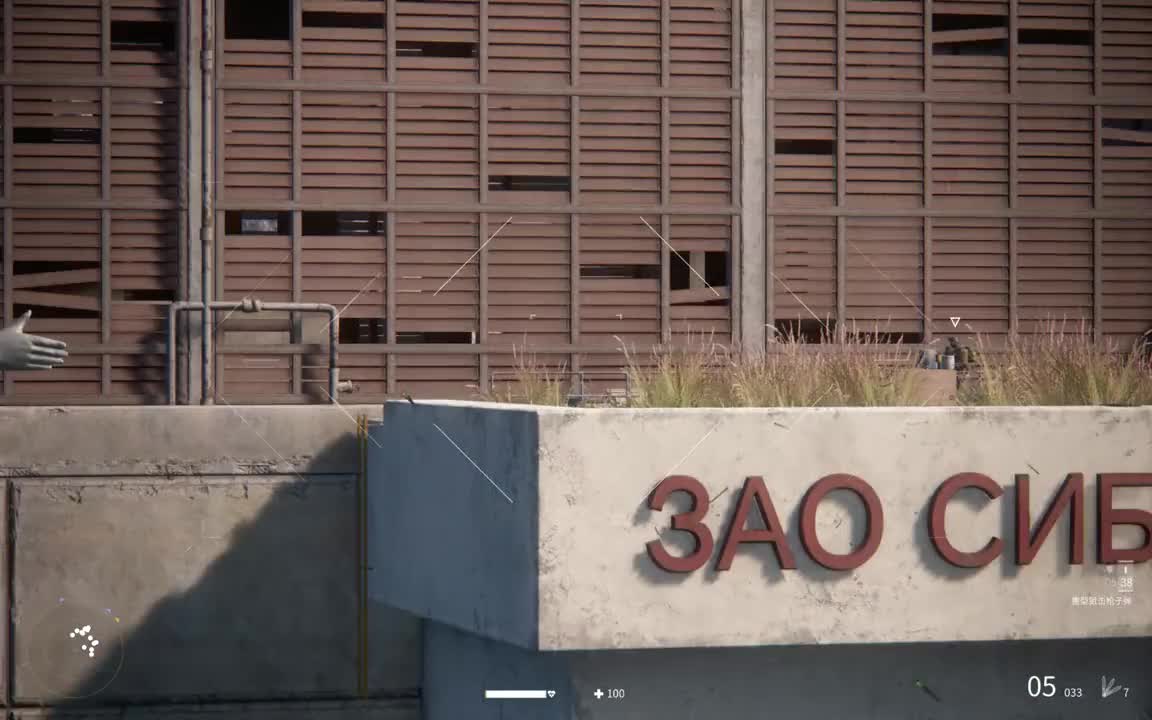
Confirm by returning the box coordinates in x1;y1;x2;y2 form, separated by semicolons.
949;317;961;328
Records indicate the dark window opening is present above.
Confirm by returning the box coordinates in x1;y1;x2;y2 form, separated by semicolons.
302;12;384;29
932;14;1007;32
14;261;98;276
115;289;177;302
396;41;477;59
396;331;475;344
581;264;660;280
14;128;100;144
13;304;99;320
488;175;571;192
111;21;176;52
302;211;386;236
225;211;292;235
850;330;924;344
704;251;729;288
339;317;387;344
933;38;1008;56
775;139;836;155
773;319;835;343
1018;28;1092;46
225;0;290;40
670;256;690;291
1102;117;1151;147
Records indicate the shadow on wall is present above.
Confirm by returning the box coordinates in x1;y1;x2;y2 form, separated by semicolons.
26;433;421;715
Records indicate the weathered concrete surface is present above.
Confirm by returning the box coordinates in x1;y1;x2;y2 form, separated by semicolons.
423;620;1151;720
0;405;422;709
739;0;766;351
367;401;539;650
368;402;1152;651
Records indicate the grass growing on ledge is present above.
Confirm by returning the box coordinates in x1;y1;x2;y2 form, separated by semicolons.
484;324;1152;408
960;321;1152;406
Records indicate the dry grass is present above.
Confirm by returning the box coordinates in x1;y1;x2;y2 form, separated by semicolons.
960;320;1152;406
485;322;1152;408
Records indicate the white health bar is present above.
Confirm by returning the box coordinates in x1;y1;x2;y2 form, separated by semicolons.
485;690;550;699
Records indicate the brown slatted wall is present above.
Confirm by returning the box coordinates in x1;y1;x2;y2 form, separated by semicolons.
487;94;571;204
395;0;479;83
930;0;1011;94
1018;104;1094;210
1017;0;1093;95
3;0;182;404
1100;106;1152;210
488;0;571;86
301;92;388;204
395;213;479;335
579;0;661;86
489;214;570;346
670;0;733;89
929;218;1011;340
773;217;838;327
669;215;732;343
844;217;924;334
931;103;1010;210
773;0;837;91
1017;218;1095;332
773;101;837;208
845;0;924;93
1101;1;1152;96
301;0;388;82
221;90;293;202
579;97;661;206
579;216;661;347
396;93;479;202
1101;220;1152;345
670;98;732;206
845;101;923;209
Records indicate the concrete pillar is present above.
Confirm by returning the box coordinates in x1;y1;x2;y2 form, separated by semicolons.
739;0;767;352
184;0;204;404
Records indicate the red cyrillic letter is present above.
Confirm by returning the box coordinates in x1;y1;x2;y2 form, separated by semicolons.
1015;473;1085;565
799;474;884;571
646;475;714;573
929;473;1003;568
1098;473;1152;564
715;476;795;571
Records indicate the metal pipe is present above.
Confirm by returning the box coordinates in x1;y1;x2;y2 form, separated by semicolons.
169;300;340;405
201;0;215;404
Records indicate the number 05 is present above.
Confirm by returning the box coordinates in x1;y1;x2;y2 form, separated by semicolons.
1028;676;1056;698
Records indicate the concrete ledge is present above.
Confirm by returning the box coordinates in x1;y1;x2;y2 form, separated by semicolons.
368;402;1152;651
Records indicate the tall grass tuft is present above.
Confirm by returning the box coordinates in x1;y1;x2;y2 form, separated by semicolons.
484;345;569;406
961;319;1152;406
622;333;732;407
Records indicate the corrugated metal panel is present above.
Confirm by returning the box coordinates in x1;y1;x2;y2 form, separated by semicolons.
845;101;924;209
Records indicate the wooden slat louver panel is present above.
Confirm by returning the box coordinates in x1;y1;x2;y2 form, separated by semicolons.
302;212;387;398
12;0;101;76
670;0;733;89
9;210;102;399
109;210;178;402
579;215;660;347
112;87;179;200
579;0;661;87
301;0;387;82
397;93;478;202
1101;219;1152;345
110;0;179;79
395;0;479;83
931;1;1010;94
670;98;731;206
395;354;478;399
1017;218;1094;332
929;218;1010;340
773;101;837;208
773;216;837;326
487;94;571;204
845;0;924;93
1100;108;1152;211
222;90;293;201
395;213;478;334
1102;0;1152;96
845;101;923;210
579;97;660;206
1018;104;1093;210
669;215;731;344
488;214;569;345
221;2;292;81
930;103;1009;210
1017;0;1093;95
488;0;570;87
12;87;101;200
301;92;387;203
774;0;837;91
219;216;293;399
845;217;923;334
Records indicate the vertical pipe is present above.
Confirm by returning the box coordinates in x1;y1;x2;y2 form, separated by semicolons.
202;0;216;403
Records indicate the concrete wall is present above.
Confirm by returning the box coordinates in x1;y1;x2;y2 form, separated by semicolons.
368;402;1152;652
0;406;420;719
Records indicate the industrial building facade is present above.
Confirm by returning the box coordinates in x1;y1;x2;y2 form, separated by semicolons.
0;0;1148;405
